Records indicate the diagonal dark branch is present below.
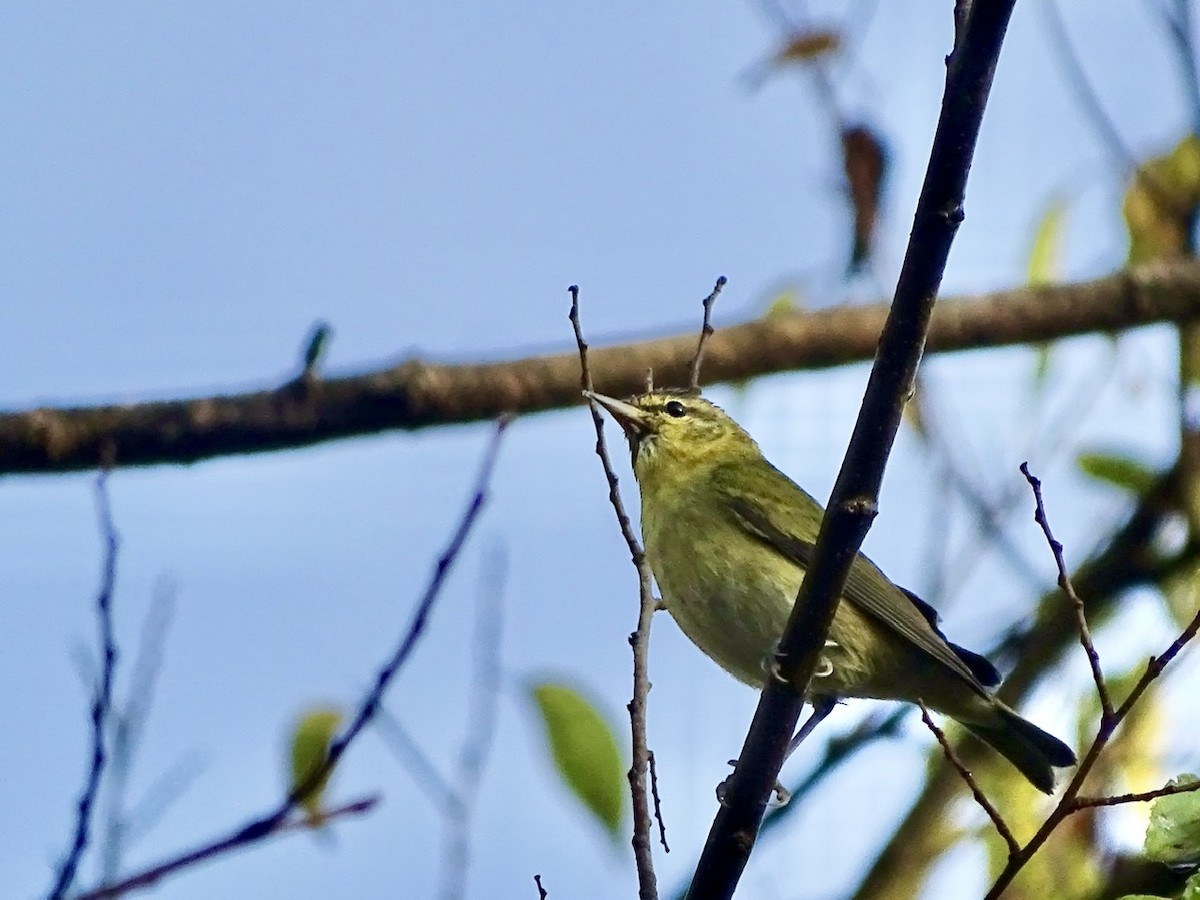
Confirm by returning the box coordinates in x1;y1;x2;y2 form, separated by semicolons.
684;466;1194;899
74;420;507;900
75;798;379;900
668;708;909;900
47;474;121;900
313;417;509;805
4;260;1200;476
685;3;1017;896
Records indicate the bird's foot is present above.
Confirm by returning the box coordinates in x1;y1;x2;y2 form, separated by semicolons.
714;760;790;808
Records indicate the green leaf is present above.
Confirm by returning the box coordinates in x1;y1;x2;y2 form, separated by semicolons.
530;680;626;839
1077;451;1156;495
288;706;344;826
1027;196;1067;286
1144;774;1200;866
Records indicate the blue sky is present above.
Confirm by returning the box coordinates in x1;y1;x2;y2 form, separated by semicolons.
1;3;1194;898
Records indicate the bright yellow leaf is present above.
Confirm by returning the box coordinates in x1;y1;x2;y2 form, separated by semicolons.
289;706;344;826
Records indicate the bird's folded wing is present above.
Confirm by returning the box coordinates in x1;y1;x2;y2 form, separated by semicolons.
712;462;987;693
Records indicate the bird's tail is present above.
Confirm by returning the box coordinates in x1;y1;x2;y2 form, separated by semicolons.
962;703;1076;794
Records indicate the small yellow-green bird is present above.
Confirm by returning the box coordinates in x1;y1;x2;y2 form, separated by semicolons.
585;389;1075;793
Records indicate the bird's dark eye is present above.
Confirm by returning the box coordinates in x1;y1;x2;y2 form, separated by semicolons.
665;400;687;418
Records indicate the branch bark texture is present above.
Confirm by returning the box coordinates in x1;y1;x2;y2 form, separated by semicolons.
4;260;1200;475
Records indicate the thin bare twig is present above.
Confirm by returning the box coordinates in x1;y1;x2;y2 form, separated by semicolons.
76;422;508;900
119;752;204;855
318;416;509;790
76;797;379;900
100;580;178;881
1021;462;1112;716
534;874;548;899
984;598;1200;898
858;467;1196;898
1162;0;1200;136
48;474;121;900
1073;777;1200;809
374;709;456;811
439;545;507;900
646;750;669;853
273;794;380;833
918;702;1018;857
687;276;727;392
910;380;1045;600
1043;0;1190;220
757;709;908;834
569;286;659;900
1041;0;1138;170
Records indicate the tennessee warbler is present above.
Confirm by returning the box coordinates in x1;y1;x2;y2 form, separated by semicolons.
586;389;1075;793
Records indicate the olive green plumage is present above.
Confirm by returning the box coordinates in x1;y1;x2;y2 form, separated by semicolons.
586;389;1075;793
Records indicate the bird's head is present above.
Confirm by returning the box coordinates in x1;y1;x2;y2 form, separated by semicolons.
584;389;760;485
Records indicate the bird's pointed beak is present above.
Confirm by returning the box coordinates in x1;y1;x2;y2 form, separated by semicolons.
583;391;653;440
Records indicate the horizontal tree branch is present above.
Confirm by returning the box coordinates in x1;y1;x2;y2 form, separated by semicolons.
5;259;1200;475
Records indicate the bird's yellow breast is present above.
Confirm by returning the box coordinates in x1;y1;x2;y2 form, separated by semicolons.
640;475;889;695
643;492;795;685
